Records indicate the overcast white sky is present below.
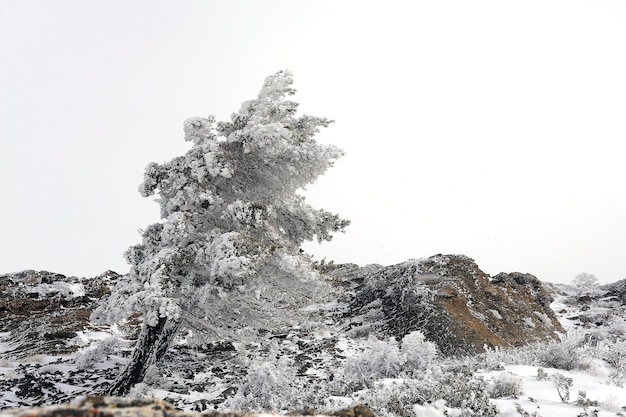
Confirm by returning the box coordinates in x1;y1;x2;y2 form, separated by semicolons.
1;0;625;284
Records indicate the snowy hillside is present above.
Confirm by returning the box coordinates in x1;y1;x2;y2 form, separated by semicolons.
1;261;626;416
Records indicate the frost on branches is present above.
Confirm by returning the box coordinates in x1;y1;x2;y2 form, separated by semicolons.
92;70;349;395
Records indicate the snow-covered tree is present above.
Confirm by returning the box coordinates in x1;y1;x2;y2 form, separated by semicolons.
573;272;599;289
572;272;600;298
92;70;349;395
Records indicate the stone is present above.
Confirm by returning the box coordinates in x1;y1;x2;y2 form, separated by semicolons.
333;254;564;355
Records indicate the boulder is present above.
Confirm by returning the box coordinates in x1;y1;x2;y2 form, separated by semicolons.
333;254;564;355
604;278;626;304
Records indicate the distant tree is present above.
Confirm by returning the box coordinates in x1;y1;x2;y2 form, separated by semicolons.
92;70;349;396
573;272;599;290
572;272;600;299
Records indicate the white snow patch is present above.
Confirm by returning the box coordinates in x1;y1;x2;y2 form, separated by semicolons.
490;309;503;319
482;364;626;417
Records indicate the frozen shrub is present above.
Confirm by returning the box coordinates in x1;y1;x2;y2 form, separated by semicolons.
601;394;621;412
606;316;626;339
366;379;427;417
514;402;539;417
598;340;626;373
540;334;583;370
436;365;497;416
576;390;598;407
222;360;297;411
536;368;549;381
364;370;496;417
344;336;404;388
401;331;438;372
337;359;497;417
489;371;523;398
479;346;506;371
552;373;573;402
342;331;438;390
607;371;624;387
74;335;125;370
476;342;547;369
293;379;337;410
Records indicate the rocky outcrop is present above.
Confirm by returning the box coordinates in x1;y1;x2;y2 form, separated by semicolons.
0;396;374;417
604;278;626;304
0;270;119;358
333;254;564;355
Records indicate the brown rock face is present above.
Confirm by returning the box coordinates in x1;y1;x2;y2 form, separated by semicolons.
423;256;563;352
0;396;374;417
336;254;564;355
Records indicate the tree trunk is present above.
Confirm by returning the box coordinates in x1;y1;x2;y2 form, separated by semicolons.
105;317;180;396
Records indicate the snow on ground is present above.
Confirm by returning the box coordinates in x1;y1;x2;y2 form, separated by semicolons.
480;363;626;417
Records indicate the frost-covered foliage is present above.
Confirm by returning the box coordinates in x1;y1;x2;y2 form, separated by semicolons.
222;360;298;411
488;371;524;398
551;373;573;402
221;333;493;417
358;364;498;417
74;335;126;371
573;272;599;291
342;332;438;389
400;331;438;372
343;337;405;386
91;71;349;394
540;333;583;371
597;340;626;374
93;70;347;337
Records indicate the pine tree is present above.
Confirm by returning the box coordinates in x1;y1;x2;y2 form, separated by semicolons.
92;70;349;395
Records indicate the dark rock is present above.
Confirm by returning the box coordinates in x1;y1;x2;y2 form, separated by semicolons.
0;270;120;359
335;254;564;355
604;278;626;304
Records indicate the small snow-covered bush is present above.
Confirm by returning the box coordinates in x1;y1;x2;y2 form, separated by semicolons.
607;371;624;387
601;394;621;412
401;331;438;373
598;340;626;373
489;371;523;398
222;360;297;411
514;402;539;417
476;342;546;369
576;390;598;407
366;379;427;417
552;373;573;402
343;332;439;389
363;363;497;417
536;368;549;381
606;316;626;339
436;365;498;417
479;346;509;371
540;334;583;370
343;336;404;388
74;335;125;370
